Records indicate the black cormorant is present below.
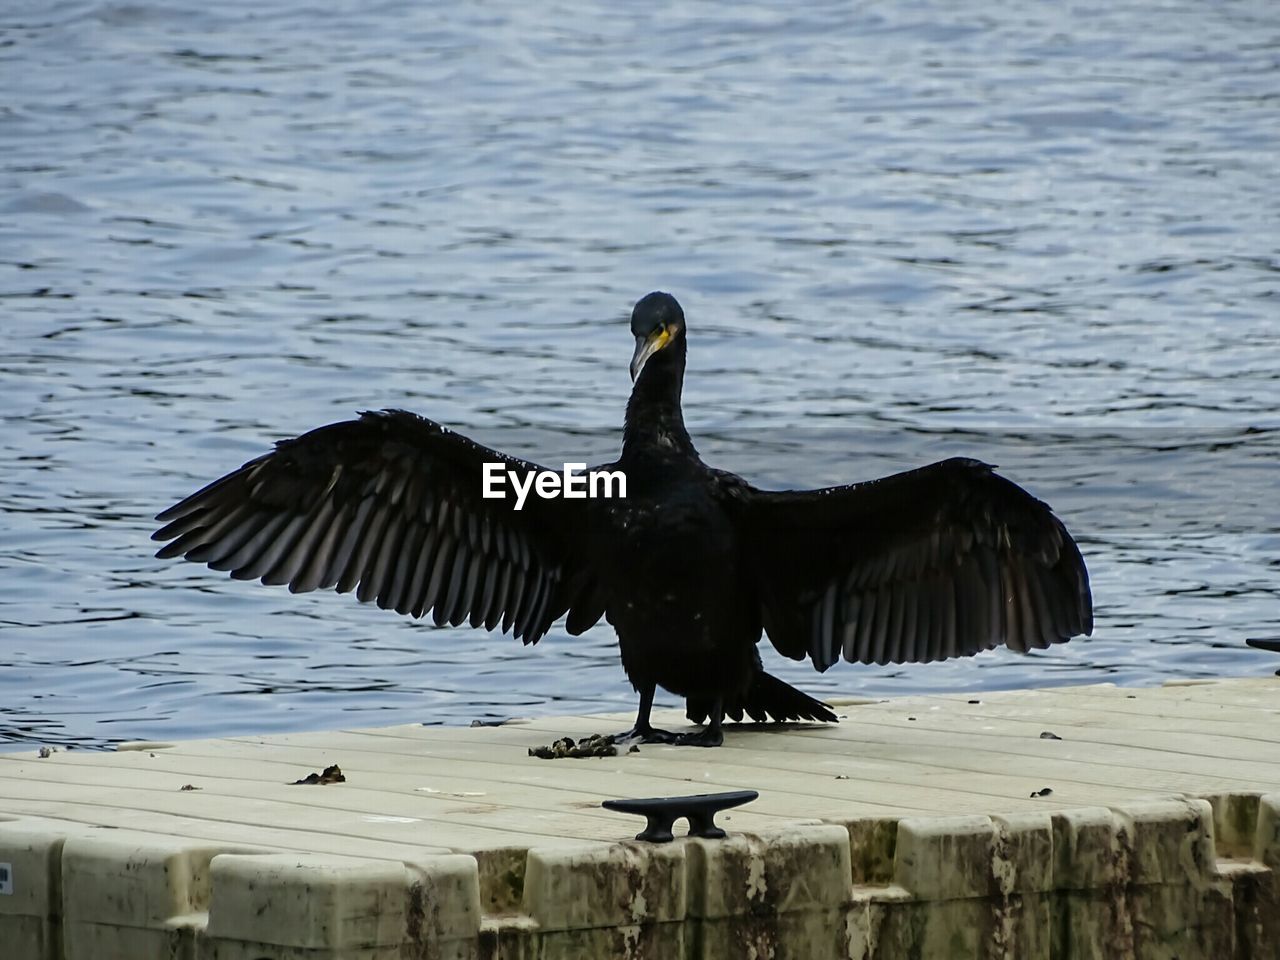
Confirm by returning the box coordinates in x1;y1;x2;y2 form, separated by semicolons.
153;292;1093;747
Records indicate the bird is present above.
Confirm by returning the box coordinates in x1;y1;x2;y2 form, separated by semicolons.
153;292;1093;747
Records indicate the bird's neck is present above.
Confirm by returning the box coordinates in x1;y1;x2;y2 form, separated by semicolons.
622;341;696;459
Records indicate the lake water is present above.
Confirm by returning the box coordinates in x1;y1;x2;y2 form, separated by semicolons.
3;0;1277;751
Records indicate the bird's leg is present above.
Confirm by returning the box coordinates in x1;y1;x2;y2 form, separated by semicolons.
676;696;724;747
611;683;678;744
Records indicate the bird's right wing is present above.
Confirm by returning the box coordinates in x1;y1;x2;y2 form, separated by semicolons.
153;408;600;643
728;458;1092;671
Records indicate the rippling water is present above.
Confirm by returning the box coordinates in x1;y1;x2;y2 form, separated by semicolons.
3;0;1277;750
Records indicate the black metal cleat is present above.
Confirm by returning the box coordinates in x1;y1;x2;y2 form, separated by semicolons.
602;789;758;843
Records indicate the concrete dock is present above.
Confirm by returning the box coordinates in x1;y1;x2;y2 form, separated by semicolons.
1;677;1277;959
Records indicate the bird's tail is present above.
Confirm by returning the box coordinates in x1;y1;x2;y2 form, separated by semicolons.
686;671;838;725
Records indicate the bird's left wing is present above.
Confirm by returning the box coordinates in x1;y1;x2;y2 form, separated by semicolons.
727;458;1092;671
153;409;599;643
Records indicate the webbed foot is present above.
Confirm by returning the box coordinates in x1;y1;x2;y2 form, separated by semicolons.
674;726;724;748
611;726;679;745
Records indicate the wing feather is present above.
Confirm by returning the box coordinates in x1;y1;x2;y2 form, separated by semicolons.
153;409;598;645
440;543;469;627
731;457;1092;671
840;591;862;663
340;499;388;595
484;562;512;631
427;533;458;627
354;505;396;603
223;513;293;579
939;576;958;662
367;505;409;606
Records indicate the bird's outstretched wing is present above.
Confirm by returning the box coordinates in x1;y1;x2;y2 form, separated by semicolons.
730;458;1092;670
153;409;600;643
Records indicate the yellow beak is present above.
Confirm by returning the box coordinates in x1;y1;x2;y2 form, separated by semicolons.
630;327;670;381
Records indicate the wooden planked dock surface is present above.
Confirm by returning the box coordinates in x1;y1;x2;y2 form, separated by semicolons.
1;676;1277;959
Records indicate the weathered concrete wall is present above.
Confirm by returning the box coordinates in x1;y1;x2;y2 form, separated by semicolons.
845;796;1275;960
1;793;1276;959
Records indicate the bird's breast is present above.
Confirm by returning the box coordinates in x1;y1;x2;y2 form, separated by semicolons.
601;490;744;641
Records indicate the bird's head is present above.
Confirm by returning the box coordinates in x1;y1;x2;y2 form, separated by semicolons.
629;291;686;382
